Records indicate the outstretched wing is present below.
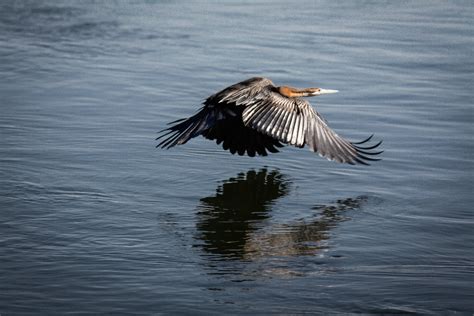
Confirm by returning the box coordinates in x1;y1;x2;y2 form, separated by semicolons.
156;77;283;156
241;89;382;165
303;106;382;165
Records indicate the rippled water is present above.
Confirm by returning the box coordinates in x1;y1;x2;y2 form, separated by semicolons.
1;1;473;314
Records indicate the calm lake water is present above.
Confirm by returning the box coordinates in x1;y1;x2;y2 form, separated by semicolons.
1;1;473;314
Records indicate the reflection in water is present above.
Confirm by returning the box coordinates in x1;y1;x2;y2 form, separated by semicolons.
243;197;366;260
195;169;366;262
195;169;290;259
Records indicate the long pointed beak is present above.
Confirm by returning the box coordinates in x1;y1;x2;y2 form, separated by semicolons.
319;89;339;95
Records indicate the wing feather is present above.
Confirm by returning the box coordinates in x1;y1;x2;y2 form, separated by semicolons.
285;111;297;143
291;115;301;145
256;102;275;130
276;106;289;135
261;104;279;133
269;107;283;134
241;88;382;164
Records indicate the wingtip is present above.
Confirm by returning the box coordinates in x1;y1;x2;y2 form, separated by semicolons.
352;134;374;145
349;134;383;165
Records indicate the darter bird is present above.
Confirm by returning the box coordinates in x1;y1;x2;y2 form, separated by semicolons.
156;77;382;165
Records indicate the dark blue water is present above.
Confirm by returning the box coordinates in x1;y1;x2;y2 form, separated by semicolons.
1;1;473;314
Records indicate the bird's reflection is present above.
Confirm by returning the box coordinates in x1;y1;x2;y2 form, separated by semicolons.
195;168;366;262
242;197;365;260
195;169;290;259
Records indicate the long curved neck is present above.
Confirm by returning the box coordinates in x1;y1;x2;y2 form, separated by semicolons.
278;86;313;98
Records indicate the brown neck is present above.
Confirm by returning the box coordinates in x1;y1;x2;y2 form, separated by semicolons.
278;86;311;98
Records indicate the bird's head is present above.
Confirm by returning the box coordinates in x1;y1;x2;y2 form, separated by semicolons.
278;86;339;98
302;87;339;97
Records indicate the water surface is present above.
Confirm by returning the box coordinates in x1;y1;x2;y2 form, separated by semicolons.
1;1;473;314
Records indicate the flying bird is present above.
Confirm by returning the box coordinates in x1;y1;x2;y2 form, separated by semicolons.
156;77;382;165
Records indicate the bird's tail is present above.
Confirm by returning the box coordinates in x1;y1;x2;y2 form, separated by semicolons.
156;107;219;149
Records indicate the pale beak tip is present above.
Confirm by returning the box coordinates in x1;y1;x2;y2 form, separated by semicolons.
319;89;339;95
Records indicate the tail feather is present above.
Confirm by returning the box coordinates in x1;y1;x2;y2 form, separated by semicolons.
156;107;218;149
166;117;188;125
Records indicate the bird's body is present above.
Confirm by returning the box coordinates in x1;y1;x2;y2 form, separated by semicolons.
157;77;382;165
